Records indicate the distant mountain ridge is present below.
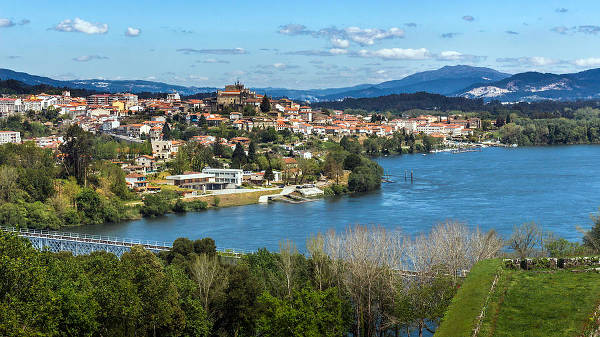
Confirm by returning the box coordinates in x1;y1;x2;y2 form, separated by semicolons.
0;66;508;101
6;66;600;102
459;68;600;102
0;69;216;96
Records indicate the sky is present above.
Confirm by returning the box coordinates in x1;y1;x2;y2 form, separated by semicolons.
2;0;600;89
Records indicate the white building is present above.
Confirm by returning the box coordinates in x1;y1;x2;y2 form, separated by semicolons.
0;131;21;144
201;168;243;188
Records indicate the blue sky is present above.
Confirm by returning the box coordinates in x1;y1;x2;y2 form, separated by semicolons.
2;0;600;89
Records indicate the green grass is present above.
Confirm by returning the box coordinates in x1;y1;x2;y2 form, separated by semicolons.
435;259;502;337
436;259;600;337
479;270;600;337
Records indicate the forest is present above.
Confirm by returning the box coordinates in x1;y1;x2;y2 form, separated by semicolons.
3;218;600;337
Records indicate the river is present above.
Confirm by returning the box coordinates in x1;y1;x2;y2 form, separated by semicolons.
71;145;600;251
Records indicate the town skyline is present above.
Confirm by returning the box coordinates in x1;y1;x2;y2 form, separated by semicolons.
3;0;600;89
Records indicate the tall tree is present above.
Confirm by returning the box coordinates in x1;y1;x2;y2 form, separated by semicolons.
260;95;271;113
231;143;247;169
248;141;257;162
162;123;172;140
59;125;93;185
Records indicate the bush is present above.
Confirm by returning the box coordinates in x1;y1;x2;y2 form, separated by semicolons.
348;165;381;193
141;192;172;217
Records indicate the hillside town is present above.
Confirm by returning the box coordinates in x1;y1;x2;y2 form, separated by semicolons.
0;82;485;199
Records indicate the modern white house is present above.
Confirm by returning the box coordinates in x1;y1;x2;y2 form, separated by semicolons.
201;168;243;188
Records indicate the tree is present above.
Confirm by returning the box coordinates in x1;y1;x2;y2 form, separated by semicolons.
343;153;362;171
162;123;172;140
231;143;247;169
190;254;227;317
120;246;183;336
257;287;351;337
199;114;208;128
348;165;381;193
508;222;542;258
260;95;271;113
248;141;257;162
141;192;172;217
213;265;261;336
583;210;600;251
325;225;403;337
60;125;94;185
264;166;275;184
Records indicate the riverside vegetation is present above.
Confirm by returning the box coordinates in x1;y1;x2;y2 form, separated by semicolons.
3;216;600;337
0;125;384;230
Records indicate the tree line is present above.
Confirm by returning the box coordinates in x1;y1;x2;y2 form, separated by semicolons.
0;222;504;337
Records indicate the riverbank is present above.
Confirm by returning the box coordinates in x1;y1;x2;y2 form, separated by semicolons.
184;188;283;208
68;146;600;251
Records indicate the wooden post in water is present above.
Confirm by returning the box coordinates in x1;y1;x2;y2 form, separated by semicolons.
411;170;413;184
404;170;407;182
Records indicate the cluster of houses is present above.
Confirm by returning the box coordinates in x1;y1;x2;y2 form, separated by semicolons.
0;82;486;195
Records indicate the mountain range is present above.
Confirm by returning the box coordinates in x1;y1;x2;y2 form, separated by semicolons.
4;66;600;102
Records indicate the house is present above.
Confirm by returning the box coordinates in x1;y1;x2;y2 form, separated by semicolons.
0;131;21;144
151;140;181;160
135;155;157;172
125;174;148;191
165;172;230;192
201;168;243;188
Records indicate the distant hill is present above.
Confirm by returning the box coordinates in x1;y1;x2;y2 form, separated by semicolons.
0;78;98;97
0;69;217;96
317;65;510;101
0;66;509;101
459;68;600;102
312;91;485;112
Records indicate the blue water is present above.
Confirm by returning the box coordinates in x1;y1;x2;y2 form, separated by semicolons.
73;145;600;251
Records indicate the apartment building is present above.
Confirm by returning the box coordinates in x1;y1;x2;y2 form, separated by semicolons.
0;131;21;144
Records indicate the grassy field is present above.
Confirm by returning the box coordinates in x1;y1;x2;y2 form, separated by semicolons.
435;259;502;337
436;260;600;337
187;189;283;208
478;270;600;337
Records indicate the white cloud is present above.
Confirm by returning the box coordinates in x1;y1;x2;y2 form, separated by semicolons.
329;48;348;55
496;56;560;66
125;27;141;37
72;55;109;62
177;48;247;55
573;58;600;67
357;48;430;60
343;26;405;45
202;58;230;64
437;51;486;62
278;24;405;46
330;37;350;48
0;18;15;27
54;18;108;34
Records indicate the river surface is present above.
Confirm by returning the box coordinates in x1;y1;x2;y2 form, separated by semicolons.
72;145;600;251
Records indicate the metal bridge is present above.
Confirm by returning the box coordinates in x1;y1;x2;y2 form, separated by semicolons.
1;226;251;258
1;226;172;257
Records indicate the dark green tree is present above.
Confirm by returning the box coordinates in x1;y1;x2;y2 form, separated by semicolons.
260;95;271;113
162;123;172;140
248;141;257;162
59;125;94;185
231;143;247;169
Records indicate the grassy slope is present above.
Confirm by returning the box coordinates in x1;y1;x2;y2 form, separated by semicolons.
479;270;600;337
436;259;600;337
435;259;501;337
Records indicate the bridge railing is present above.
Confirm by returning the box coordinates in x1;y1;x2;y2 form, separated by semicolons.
0;226;255;256
0;226;172;249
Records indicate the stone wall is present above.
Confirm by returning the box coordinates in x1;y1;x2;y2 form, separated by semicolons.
504;256;600;270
